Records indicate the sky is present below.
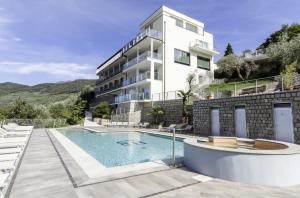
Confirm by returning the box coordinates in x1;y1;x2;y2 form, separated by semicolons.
0;0;299;85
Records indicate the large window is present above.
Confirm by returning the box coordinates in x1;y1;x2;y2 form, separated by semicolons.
197;56;210;70
186;23;198;33
175;19;183;28
174;49;190;65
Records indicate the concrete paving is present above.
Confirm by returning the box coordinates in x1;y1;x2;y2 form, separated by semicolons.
8;129;300;198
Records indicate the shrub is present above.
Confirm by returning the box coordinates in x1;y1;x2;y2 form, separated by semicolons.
149;105;165;125
281;60;297;90
6;97;37;119
92;102;111;119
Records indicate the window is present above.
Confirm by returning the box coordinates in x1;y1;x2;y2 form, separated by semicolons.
174;49;190;65
186;23;198;33
175;19;183;28
197;56;210;70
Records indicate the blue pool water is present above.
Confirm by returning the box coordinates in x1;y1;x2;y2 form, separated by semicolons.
58;128;184;167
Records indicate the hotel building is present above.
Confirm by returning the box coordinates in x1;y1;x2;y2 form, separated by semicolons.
94;6;218;111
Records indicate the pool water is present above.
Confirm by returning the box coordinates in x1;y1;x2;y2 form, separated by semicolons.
58;128;183;167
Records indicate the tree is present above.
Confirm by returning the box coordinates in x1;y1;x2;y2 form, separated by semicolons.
224;43;234;56
149;105;165;125
6;97;37;119
216;54;258;81
266;34;300;68
177;74;195;123
259;23;300;49
92;102;111;119
79;85;95;109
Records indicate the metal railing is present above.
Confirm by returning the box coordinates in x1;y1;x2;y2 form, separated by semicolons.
152;90;181;101
0;119;67;128
122;29;163;53
95;83;123;96
114;92;150;103
199;74;300;99
190;39;217;52
96;68;122;85
122;51;162;71
123;71;150;86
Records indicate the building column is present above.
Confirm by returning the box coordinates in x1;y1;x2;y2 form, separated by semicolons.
150;38;153;58
150;61;154;81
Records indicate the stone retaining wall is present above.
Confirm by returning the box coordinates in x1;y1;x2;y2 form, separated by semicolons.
193;90;300;144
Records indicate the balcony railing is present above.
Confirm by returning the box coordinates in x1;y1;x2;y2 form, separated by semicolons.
122;51;162;71
122;29;162;54
114;92;150;103
123;71;150;86
95;83;123;96
96;68;122;85
190;39;218;55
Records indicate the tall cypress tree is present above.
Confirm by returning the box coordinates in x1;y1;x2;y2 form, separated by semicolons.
224;43;234;56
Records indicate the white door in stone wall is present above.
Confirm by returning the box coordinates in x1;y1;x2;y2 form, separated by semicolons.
211;108;220;136
235;106;247;138
273;103;294;143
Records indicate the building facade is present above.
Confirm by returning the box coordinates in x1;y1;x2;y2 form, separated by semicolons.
94;6;218;110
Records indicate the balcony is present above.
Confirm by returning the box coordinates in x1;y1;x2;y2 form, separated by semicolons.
122;29;162;54
114;92;150;103
122;51;162;71
95;83;122;96
123;71;150;87
190;40;219;55
96;68;122;85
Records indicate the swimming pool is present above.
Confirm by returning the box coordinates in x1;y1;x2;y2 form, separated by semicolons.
58;128;183;168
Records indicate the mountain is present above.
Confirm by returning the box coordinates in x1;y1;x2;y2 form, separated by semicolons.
0;79;96;106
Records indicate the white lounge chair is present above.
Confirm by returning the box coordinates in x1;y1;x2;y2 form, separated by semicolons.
0;161;16;171
0;128;30;138
3;123;33;132
0;142;25;149
0;173;10;188
0;148;22;155
0;137;27;143
0;154;19;162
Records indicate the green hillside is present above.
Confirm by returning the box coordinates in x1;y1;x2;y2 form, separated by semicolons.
0;79;96;106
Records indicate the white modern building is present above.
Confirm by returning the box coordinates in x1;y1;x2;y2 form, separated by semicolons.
94;6;218;109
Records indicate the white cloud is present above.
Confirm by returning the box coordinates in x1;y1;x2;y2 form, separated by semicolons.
0;61;96;79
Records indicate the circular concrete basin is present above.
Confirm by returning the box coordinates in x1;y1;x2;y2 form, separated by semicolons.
184;137;300;187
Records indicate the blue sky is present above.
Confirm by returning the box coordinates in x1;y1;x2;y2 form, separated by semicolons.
0;0;299;85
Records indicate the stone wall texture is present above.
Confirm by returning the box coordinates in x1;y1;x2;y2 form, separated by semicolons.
193;90;300;144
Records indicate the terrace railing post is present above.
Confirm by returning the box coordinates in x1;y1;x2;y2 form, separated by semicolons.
172;128;176;167
234;83;237;97
255;80;258;94
281;76;284;91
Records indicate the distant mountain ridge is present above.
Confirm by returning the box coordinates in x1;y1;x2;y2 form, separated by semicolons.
0;79;96;106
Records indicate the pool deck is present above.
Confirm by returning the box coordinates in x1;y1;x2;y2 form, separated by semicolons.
8;128;300;198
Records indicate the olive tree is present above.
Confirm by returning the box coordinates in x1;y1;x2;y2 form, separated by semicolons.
216;54;258;81
266;34;300;68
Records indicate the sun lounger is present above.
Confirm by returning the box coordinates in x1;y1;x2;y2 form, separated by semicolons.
0;137;27;143
0;142;25;149
0;154;19;162
176;125;193;133
139;122;149;128
2;123;33;132
160;124;177;131
0;173;10;188
0;128;30;138
0;148;22;155
0;161;16;171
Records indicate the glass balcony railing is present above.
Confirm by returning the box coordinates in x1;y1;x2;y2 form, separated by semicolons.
122;51;162;71
123;71;150;86
122;29;162;54
95;83;123;96
114;92;150;103
96;68;122;85
190;39;218;53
